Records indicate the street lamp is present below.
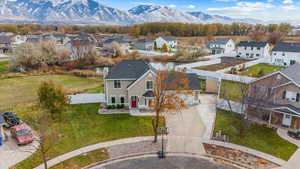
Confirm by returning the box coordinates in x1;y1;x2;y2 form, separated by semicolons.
157;126;168;159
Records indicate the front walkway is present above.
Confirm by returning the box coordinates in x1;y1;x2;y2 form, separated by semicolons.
33;136;154;169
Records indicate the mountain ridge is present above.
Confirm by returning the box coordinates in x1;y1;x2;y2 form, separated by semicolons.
0;0;264;25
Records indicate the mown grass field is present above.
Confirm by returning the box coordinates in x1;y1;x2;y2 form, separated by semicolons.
219;80;248;102
0;74;103;107
214;109;298;161
0;59;9;75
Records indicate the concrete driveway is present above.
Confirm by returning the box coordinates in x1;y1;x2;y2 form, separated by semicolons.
0;129;38;169
166;94;216;155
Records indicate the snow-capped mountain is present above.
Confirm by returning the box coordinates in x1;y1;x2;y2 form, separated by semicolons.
0;0;262;25
129;5;202;23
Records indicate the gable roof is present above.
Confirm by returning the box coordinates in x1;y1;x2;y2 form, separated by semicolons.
208;38;231;45
279;64;300;86
272;42;300;53
238;41;268;48
106;59;153;80
135;39;153;44
160;36;176;42
166;73;201;91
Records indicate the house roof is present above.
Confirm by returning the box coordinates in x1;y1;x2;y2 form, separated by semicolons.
106;59;152;80
0;36;12;44
272;104;300;116
208;38;231;45
160;36;176;42
0;112;5;125
135;39;153;44
238;41;268;48
272;42;300;53
166;73;201;91
279;64;300;86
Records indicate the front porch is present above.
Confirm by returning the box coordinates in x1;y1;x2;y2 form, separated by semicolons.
248;105;300;135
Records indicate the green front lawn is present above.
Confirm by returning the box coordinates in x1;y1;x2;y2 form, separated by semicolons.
50;148;109;169
0;59;9;75
13;103;157;169
219;80;248;102
239;63;283;78
214;109;298;160
0;74;102;106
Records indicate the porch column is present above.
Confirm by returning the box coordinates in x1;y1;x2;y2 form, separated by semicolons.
268;111;272;126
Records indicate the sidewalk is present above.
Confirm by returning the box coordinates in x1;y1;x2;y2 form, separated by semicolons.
33;136;153;169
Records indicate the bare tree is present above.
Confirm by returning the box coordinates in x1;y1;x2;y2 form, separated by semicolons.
150;71;191;142
23;109;58;169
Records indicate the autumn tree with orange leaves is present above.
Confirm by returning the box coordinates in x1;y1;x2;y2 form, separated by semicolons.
150;71;192;142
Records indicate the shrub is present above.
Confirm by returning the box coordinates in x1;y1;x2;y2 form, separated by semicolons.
69;69;102;77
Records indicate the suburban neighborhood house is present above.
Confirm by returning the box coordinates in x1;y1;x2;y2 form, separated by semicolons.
154;36;178;50
271;42;300;66
237;41;270;59
248;64;300;130
133;39;154;51
206;38;235;54
104;59;200;109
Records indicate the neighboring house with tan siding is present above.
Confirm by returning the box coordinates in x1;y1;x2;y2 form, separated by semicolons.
248;64;300;132
104;59;201;110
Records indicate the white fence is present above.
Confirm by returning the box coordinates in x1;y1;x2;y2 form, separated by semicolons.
176;59;221;69
129;50;175;56
186;69;256;83
202;52;237;59
217;57;271;73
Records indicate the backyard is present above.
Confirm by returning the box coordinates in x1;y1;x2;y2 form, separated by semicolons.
238;63;283;78
0;59;9;75
12;103;157;169
219;80;248;102
0;74;103;107
194;57;248;71
214;109;298;161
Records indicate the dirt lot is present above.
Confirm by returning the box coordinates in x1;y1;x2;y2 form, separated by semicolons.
194;57;249;71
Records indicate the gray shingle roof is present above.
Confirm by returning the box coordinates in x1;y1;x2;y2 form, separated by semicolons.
166;73;201;91
208;38;231;45
280;64;300;86
161;36;176;42
238;41;268;47
106;59;152;80
272;42;300;53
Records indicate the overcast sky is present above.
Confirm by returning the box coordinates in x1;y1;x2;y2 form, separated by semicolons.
99;0;300;21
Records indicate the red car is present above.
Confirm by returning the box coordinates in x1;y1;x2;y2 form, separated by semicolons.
10;124;33;145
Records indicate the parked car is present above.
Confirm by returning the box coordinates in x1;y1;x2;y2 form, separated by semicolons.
2;112;20;128
10;124;33;145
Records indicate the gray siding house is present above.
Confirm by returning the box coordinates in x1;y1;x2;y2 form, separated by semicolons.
104;59;201;110
133;39;154;50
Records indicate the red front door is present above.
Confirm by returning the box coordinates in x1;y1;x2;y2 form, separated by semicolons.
131;96;137;108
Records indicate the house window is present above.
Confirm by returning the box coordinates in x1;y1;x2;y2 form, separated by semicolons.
285;114;291;119
251;47;254;50
111;97;116;104
273;52;277;56
114;80;121;89
284;91;299;102
246;53;249;56
257;47;261;50
244;47;247;50
256;54;259;57
120;96;125;104
290;60;296;65
282;53;285;56
146;81;153;90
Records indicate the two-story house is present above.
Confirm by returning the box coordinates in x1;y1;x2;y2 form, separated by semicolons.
133;39;154;51
248;64;300;130
104;59;200;110
206;38;235;54
271;42;300;66
237;41;270;59
154;36;178;50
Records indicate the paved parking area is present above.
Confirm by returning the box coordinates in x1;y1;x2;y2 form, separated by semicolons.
0;129;38;169
92;155;239;169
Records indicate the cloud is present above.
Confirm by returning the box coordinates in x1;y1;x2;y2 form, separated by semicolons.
282;0;293;4
281;5;298;10
168;4;176;8
216;0;237;2
185;5;196;9
130;2;155;6
207;2;274;13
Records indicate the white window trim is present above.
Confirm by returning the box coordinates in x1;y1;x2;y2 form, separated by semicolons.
113;80;121;89
145;80;154;91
